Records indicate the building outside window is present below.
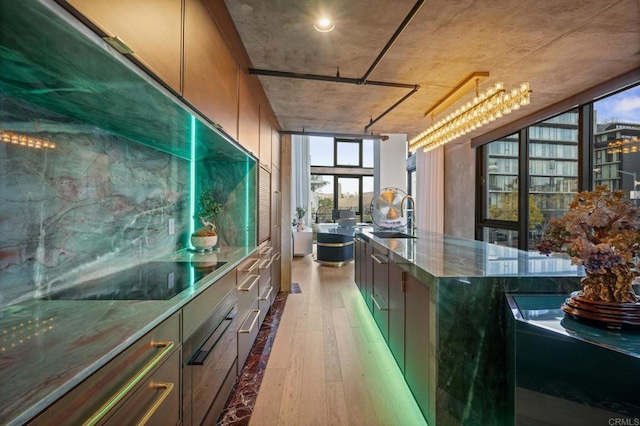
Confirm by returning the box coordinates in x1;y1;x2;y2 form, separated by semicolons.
593;85;640;204
309;136;374;223
479;110;580;250
477;83;639;251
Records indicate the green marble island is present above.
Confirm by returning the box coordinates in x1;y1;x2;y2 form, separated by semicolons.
356;228;584;425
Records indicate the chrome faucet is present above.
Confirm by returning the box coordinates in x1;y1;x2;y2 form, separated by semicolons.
400;195;416;231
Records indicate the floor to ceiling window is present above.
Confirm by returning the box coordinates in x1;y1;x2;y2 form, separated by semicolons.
480;133;520;248
476;82;639;250
406;153;417;205
527;110;579;249
593;85;640;205
310;136;374;223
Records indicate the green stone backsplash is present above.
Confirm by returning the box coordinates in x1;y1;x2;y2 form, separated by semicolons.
0;95;189;307
197;158;257;248
0;1;257;307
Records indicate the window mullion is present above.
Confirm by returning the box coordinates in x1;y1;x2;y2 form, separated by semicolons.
518;128;529;250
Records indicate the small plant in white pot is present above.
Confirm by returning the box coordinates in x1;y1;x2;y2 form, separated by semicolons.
296;205;307;231
191;191;222;251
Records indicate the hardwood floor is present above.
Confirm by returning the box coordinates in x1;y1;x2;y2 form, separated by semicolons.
250;253;426;426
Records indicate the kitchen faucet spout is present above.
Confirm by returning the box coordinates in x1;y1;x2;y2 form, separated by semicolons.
400;195;416;230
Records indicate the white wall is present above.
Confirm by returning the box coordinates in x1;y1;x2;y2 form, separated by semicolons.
375;133;407;195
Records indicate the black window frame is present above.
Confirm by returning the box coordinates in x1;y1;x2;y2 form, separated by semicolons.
310;137;374;223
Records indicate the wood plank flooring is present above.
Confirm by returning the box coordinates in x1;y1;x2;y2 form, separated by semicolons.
250;253;426;426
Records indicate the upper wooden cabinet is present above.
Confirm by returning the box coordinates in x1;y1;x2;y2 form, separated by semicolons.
238;74;260;157
272;127;281;170
259;106;272;166
183;0;239;140
64;0;183;93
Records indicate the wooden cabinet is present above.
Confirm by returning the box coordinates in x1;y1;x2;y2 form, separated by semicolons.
31;313;181;425
363;240;374;313
271;165;281;294
236;254;261;371
258;164;272;244
371;247;389;342
259;107;272;165
404;272;431;421
238;74;261;156
388;260;406;373
258;243;274;324
183;0;238;140
63;0;183;93
354;237;362;289
272;128;281;171
182;273;238;426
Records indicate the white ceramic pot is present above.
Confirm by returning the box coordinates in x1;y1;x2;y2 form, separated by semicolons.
191;234;218;251
190;252;218;271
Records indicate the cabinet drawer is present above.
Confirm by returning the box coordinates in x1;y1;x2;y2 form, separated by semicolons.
183;307;237;426
258;245;273;259
236;255;260;287
183;271;236;341
259;257;272;294
237;273;260;323
238;301;260;371
107;349;181;425
30;313;180;425
258;285;273;325
271;252;281;296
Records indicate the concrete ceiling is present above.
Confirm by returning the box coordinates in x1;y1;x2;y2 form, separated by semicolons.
225;0;640;141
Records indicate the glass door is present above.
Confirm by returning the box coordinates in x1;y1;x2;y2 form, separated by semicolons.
336;176;360;221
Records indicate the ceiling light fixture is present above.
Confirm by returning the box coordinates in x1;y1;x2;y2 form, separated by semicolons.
424;72;489;118
409;80;532;153
314;17;335;32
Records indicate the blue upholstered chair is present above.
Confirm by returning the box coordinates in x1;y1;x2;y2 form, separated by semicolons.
316;232;354;266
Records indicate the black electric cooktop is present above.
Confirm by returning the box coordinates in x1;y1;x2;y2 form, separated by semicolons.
41;261;227;301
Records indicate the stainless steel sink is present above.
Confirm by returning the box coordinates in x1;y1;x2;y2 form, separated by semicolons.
371;231;416;239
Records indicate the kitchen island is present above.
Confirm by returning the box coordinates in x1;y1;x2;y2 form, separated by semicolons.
0;246;255;425
355;228;584;425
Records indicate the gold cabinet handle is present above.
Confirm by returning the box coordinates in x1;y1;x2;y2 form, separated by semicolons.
371;294;389;311
259;257;275;269
260;246;273;256
83;341;174;426
136;382;175;426
239;258;260;272
239;310;260;333
371;254;388;264
259;286;273;301
238;275;259;292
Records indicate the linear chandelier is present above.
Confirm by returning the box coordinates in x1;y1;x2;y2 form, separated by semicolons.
409;81;532;153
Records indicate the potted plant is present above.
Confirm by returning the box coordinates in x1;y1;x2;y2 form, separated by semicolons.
537;186;640;327
191;191;222;251
296;205;307;231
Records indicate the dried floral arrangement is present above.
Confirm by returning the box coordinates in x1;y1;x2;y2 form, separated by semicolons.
193;191;222;237
537;185;640;303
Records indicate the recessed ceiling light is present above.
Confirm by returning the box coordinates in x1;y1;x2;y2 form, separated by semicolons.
314;17;335;32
